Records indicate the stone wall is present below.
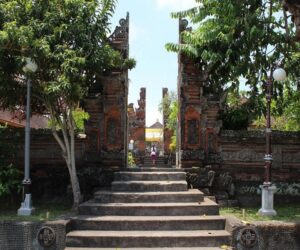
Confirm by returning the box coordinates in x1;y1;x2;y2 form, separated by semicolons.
0;128;85;168
220;130;300;182
0;128;119;201
182;129;300;205
218;130;300;206
1;217;299;250
0;220;70;250
226;215;300;250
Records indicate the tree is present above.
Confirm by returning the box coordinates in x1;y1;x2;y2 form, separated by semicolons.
159;91;178;152
166;0;300;127
0;0;134;209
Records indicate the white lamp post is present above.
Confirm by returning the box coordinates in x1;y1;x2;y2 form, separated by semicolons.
18;58;37;216
258;67;286;216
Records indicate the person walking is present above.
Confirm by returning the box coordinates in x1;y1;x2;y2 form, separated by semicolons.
150;145;156;165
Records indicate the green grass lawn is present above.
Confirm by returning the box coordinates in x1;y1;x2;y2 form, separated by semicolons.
1;201;300;223
0;202;73;221
220;204;300;222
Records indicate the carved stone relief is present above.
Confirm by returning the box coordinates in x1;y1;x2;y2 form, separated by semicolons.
222;148;263;162
184;106;201;149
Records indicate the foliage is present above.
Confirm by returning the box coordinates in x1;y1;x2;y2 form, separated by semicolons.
49;108;90;132
0;0;134;209
159;91;178;151
252;92;300;131
222;105;250;130
0;126;22;198
279;90;300;131
72;108;90;132
169;135;177;152
159;91;178;131
0;164;22;197
127;151;135;167
221;89;264;130
166;0;300;126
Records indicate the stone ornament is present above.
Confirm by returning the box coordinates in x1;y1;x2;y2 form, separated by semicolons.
238;227;258;248
109;12;129;41
282;0;300;40
37;226;56;247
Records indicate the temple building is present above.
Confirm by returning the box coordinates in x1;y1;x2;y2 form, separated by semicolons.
145;119;163;155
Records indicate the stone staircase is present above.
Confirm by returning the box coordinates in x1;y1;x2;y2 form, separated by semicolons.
65;166;231;249
143;155;165;165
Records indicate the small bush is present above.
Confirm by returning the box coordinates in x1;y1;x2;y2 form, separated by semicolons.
0;126;22;198
128;152;135;167
0;164;22;197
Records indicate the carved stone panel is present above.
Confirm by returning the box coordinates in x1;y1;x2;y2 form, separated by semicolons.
222;148;263;162
107;118;118;145
37;226;56;247
205;128;218;154
184;106;201;149
187;119;199;145
105;106;121;150
181;149;204;160
87;128;100;153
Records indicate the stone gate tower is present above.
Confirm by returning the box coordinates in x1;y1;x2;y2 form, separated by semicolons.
178;19;222;168
84;13;130;168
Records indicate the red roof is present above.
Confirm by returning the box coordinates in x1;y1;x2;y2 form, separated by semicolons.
0;109;49;129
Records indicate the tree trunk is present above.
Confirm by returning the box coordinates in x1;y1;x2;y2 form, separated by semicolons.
51;110;82;210
68;161;82;211
69;112;82;210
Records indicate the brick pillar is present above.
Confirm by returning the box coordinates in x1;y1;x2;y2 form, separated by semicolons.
128;88;146;164
84;13;130;168
178;19;222;168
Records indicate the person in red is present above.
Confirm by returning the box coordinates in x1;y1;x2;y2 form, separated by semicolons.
150;145;156;165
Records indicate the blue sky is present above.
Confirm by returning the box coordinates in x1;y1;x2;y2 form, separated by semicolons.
111;0;196;126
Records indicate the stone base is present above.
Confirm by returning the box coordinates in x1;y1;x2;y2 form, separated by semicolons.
18;194;35;216
258;184;277;216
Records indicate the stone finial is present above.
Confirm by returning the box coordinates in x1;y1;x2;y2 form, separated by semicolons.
179;18;192;35
109;12;129;42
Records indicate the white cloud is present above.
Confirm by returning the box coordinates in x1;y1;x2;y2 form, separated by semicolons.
156;0;196;12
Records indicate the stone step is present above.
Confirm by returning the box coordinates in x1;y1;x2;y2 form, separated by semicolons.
111;181;188;192
71;215;226;231
66;230;231;248
143;160;165;165
93;189;204;203
114;172;186;181
78;198;219;216
65;247;228;250
125;167;182;172
141;164;171;168
65;246;225;250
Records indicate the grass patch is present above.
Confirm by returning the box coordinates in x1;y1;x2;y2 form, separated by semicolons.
0;202;73;221
220;204;300;222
